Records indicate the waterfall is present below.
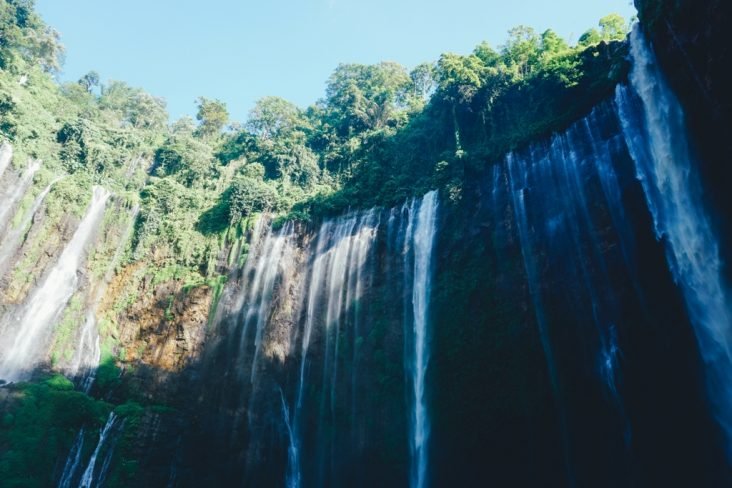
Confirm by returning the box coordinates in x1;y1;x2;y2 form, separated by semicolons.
78;412;121;488
277;201;415;486
69;205;140;392
0;142;12;179
0;186;111;382
284;208;379;487
617;26;732;456
58;429;85;488
407;190;438;488
0;176;63;278
319;212;358;476
286;221;330;488
506;148;588;486
247;221;295;385
280;386;297;488
71;311;102;392
347;208;378;432
0;159;41;234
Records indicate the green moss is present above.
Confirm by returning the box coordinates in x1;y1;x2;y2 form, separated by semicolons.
43;374;75;391
49;294;85;367
0;375;111;487
95;354;122;392
114;401;145;419
206;274;229;330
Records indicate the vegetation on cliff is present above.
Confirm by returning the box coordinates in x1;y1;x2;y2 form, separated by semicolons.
2;0;630;246
0;0;632;484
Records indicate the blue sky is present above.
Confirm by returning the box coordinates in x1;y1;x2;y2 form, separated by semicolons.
36;0;636;122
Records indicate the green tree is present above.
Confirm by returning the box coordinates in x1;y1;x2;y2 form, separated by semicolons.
539;29;569;60
78;70;100;93
227;176;279;221
579;14;627;46
99;80;167;130
127;91;167;130
578;28;602;47
247;96;306;141
501;26;541;79
195;97;229;139
435;53;485;102
324;62;412;135
0;0;63;71
473;41;500;66
599;14;628;42
410;62;436;102
171;116;196;136
154;134;214;187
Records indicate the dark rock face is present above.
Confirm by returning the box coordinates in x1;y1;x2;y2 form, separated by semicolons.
104;18;732;480
130;90;731;487
6;5;731;486
431;98;729;487
635;0;732;270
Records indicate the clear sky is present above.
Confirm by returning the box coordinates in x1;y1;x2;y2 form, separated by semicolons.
36;0;636;123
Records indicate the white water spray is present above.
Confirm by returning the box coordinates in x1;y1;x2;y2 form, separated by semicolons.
284;210;379;487
0;142;12;179
0;176;64;278
0;159;41;234
0;186;111;381
57;429;85;488
247;222;294;385
79;412;119;488
69;205;140;392
408;190;438;488
617;25;732;456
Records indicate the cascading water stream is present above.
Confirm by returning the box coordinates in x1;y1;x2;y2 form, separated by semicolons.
0;186;111;382
318;214;358;475
69;205;140;392
58;428;84;488
0;175;64;278
0;142;12;179
286;222;330;488
617;25;732;456
347;209;379;434
58;429;85;488
406;191;438;488
0;159;41;234
280;386;297;486
248;221;295;385
284;209;379;488
78;412;121;488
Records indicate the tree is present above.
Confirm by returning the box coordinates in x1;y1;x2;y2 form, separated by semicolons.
127;91;167;130
579;14;627;47
227;176;279;221
501;26;541;79
539;30;569;60
247;96;305;141
599;14;628;42
153;134;214;187
98;80;167;130
410;62;436;101
78;70;99;93
171;116;196;136
0;0;64;71
324;62;412;135
244;96;321;186
435;53;485;102
195;97;229;139
473;42;500;66
578;28;602;47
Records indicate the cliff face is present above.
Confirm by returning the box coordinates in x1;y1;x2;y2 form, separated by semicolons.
107;77;730;487
1;4;732;487
635;0;732;265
